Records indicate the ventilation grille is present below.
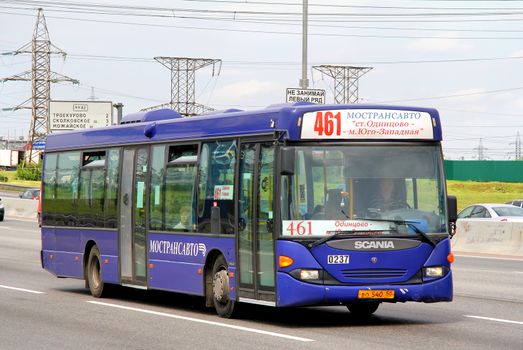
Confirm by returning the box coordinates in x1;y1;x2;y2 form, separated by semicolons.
340;268;407;279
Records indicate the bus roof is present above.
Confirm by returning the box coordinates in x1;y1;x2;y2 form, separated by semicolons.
44;103;442;152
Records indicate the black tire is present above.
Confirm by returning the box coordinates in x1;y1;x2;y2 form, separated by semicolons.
211;255;236;318
86;245;108;298
347;302;380;316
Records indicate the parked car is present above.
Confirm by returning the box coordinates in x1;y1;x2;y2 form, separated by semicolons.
505;200;523;208
457;203;523;222
0;197;4;221
19;188;40;200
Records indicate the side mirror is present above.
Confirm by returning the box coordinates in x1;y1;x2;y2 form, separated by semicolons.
280;147;295;175
447;195;457;223
447;195;458;237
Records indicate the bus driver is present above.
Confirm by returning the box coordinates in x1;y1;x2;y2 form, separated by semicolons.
368;178;409;213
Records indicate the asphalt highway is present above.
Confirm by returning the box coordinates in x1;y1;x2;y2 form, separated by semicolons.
0;217;521;350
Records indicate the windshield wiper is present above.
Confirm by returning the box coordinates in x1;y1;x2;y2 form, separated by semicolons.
308;232;355;248
308;227;396;249
358;217;436;247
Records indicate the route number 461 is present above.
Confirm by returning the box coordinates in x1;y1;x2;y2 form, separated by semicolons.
314;111;341;136
286;221;312;236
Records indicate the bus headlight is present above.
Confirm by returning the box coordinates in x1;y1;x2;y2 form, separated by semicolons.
299;269;320;280
424;266;445;278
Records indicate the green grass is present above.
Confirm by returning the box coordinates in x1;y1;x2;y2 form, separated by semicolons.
0;170;40;188
447;180;523;211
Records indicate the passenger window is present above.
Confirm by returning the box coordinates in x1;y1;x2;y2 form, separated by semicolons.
78;151;106;227
150;145;166;230
42;153;57;226
104;149;120;228
56;152;80;226
165;145;198;232
197;140;237;234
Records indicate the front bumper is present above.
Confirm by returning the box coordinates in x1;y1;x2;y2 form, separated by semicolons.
276;270;453;307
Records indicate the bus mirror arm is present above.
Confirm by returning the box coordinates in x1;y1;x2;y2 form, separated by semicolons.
211;206;221;233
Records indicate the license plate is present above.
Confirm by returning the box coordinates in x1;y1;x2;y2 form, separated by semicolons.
358;289;395;299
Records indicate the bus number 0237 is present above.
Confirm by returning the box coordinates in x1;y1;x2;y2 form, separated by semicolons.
314;111;341;136
286;221;312;236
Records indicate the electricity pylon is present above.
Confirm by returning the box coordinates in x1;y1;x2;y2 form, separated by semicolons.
142;57;221;117
2;8;78;163
312;65;372;104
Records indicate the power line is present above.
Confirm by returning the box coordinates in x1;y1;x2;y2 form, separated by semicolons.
3;9;523;40
9;0;523;17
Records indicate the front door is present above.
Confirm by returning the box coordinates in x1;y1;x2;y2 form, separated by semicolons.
119;147;149;285
238;143;275;302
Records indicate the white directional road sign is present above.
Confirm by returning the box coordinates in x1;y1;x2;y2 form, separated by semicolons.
49;101;113;132
286;88;325;104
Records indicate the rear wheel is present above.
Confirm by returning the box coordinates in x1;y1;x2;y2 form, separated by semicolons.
211;255;236;318
86;245;108;298
347;302;380;316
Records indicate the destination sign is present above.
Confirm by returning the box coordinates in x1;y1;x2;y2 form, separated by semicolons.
300;109;434;140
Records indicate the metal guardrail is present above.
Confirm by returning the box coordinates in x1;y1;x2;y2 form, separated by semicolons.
0;183;33;192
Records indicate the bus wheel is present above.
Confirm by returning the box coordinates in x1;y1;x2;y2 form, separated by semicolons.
211;255;236;318
87;245;107;298
347;302;380;316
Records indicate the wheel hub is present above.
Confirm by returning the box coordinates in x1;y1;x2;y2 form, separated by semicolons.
213;269;229;303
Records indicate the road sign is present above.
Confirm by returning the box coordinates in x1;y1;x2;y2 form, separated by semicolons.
286;88;325;104
32;140;46;150
49;101;113;132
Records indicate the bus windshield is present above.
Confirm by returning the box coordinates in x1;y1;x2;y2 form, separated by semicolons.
280;144;448;237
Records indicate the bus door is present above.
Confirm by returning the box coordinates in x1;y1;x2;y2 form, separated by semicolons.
238;143;275;303
119;147;149;286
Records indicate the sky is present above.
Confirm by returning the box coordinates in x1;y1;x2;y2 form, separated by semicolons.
1;0;523;160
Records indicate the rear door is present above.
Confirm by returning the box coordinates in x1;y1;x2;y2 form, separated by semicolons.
119;146;149;286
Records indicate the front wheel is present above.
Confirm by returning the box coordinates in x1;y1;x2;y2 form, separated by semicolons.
211;255;236;318
347;302;380;316
86;245;109;298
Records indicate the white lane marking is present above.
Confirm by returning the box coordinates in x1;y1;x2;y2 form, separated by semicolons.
87;301;314;342
0;284;44;294
454;254;523;262
453;268;523;275
465;315;523;325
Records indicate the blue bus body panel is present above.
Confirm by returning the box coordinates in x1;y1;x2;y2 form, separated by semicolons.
41;227;119;283
276;239;452;307
310;239;433;284
147;233;235;297
44;104;442;152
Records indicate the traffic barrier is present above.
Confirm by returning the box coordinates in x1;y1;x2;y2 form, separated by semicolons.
1;197;38;219
452;221;523;256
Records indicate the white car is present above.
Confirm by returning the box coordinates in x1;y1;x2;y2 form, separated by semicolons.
457;203;523;222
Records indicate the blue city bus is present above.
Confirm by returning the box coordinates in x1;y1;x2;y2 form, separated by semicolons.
41;103;457;317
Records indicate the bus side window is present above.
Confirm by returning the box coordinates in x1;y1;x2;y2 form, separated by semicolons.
197;140;236;234
42;153;58;226
56;152;80;227
165;144;198;232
